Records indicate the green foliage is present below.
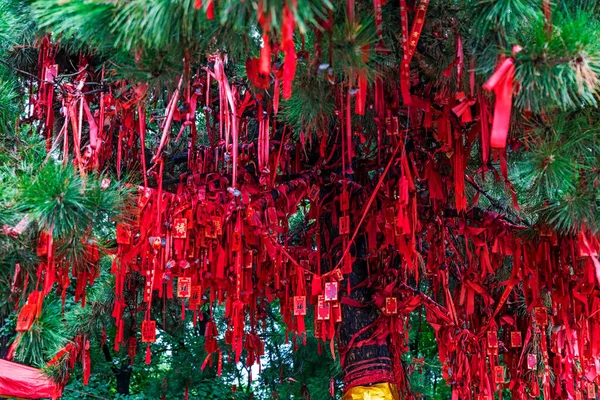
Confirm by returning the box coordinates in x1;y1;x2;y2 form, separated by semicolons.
280;73;335;138
32;0;117;53
514;9;600;112
330;17;379;80
18;162;135;241
66;264;115;337
0;68;20;132
507;110;600;233
12;300;68;367
0;0;32;131
406;309;451;399
466;0;600;112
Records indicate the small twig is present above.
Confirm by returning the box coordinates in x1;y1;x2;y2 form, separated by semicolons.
82;87;108;96
58;64;88;78
0;58;53;84
465;175;530;226
465;176;503;210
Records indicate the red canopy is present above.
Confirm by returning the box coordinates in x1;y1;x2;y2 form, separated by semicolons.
0;359;63;399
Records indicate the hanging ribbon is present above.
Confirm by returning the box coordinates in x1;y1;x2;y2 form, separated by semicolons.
482;46;522;149
400;0;430;106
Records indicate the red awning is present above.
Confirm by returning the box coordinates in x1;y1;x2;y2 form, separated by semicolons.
0;359;63;399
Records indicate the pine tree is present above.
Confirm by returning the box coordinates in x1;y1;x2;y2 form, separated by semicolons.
1;0;600;399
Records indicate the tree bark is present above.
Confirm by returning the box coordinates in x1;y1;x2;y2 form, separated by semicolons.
0;317;11;359
102;343;132;395
338;237;395;390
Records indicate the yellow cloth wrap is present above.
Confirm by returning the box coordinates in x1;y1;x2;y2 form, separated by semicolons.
342;382;400;400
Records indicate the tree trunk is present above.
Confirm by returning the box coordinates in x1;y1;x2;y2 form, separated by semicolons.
0;317;11;359
339;237;395;393
102;343;132;395
318;177;397;398
115;365;132;395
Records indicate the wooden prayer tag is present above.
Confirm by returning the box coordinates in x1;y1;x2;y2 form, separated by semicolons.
324;281;338;302
392;116;399;136
332;269;344;282
224;330;233;345
16;304;36;332
317;295;330;320
340;190;349;211
587;383;596;399
232;230;241;252
138;188;151;209
332;302;342;323
339;215;350;235
385;297;398;315
487;331;498;348
141;320;156;343
510;331;522;347
494;366;504;383
172;218;187;239
386;111;399;136
196;227;206;247
267;207;278;226
534;307;548;326
212;217;222;236
293;296;306;316
205;221;217;239
177;277;191;298
189;285;202;309
116;223;131;245
45;64;58;81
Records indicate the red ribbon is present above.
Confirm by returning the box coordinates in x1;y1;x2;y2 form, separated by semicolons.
482;46;522;149
400;0;429;106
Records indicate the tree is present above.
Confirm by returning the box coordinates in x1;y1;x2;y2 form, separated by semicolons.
1;0;600;399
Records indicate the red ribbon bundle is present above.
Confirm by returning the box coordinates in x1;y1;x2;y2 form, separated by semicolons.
11;12;600;400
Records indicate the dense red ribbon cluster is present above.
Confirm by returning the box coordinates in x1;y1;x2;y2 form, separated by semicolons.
5;2;600;399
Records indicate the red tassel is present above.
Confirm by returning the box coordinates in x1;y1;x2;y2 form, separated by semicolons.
454;136;466;212
355;75;368;115
273;77;280;115
145;343;151;364
281;6;296;99
260;34;271;75
543;0;552;35
83;337;91;385
479;95;491;164
400;0;429;106
217;350;223;376
205;0;214;19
